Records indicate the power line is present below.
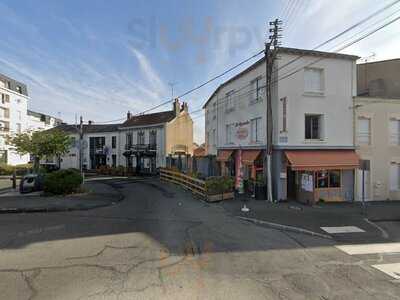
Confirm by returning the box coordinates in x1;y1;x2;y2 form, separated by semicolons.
138;50;265;116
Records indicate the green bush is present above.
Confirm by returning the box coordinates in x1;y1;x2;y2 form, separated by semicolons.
43;168;83;195
205;176;234;195
0;164;33;176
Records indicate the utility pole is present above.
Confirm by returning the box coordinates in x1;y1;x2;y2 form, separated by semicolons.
265;18;282;203
79;116;84;182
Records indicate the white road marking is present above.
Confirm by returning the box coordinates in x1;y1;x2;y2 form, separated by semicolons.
372;263;400;280
336;243;400;255
320;226;365;234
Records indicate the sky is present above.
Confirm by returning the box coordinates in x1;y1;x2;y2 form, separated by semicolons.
0;0;399;143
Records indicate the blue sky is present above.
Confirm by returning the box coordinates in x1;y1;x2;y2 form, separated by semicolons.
1;0;399;143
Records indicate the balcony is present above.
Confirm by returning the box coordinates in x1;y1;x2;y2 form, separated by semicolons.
125;143;157;152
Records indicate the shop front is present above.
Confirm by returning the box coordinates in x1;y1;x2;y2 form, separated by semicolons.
285;150;359;204
217;148;264;196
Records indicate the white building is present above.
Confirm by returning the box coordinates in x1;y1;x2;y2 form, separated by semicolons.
0;73;63;166
27;110;62;132
57;99;193;173
204;47;360;203
0;73;30;165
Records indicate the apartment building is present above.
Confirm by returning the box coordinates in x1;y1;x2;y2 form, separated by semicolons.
0;73;30;165
204;47;360;203
355;58;400;201
27;110;62;131
57;99;193;173
120;99;193;173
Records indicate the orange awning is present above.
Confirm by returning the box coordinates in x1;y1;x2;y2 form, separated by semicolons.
242;150;262;165
285;150;359;171
217;150;234;162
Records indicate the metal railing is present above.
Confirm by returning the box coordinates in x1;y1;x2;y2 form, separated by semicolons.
160;168;206;198
125;143;157;151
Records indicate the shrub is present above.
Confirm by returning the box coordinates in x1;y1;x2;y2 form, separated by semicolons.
205;176;234;195
43;168;83;195
0;164;33;176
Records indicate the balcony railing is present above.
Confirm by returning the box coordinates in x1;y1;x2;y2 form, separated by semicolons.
125;143;157;151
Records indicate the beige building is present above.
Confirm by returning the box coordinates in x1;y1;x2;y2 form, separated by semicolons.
355;96;400;201
357;59;400;99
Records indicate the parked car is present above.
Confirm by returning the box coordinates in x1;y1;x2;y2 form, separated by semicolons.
19;173;44;194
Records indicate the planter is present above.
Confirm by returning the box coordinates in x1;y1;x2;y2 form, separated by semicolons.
255;185;266;200
206;191;234;202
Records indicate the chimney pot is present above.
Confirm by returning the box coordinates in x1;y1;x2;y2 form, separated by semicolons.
127;111;132;120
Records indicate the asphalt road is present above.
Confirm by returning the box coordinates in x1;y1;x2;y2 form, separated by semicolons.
0;177;399;299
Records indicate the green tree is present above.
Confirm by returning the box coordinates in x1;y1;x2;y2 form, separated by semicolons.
7;129;72;171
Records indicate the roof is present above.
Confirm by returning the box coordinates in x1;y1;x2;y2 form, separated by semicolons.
54;123;121;134
203;47;360;108
28;110;62;123
120;110;176;128
285;150;359;171
357;58;400;66
0;73;28;96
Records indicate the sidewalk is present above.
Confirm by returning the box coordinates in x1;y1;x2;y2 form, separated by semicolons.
219;195;400;242
0;181;122;213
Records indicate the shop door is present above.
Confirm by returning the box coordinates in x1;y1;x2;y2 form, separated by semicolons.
287;168;296;200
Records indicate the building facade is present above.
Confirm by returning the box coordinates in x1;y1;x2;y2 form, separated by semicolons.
354;96;400;201
357;58;400;98
57;99;193;173
27;110;62;132
0;73;30;165
204;47;360;203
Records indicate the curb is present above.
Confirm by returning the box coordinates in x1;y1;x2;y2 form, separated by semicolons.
237;216;333;240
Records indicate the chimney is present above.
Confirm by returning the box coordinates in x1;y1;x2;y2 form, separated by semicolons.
88;120;92;125
183;102;188;112
173;98;180;115
127;111;132;120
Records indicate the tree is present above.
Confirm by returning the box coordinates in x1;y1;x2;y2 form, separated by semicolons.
7;129;72;171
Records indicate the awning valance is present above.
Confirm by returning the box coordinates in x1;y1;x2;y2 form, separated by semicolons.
242;150;262;165
217;150;234;162
285;150;359;171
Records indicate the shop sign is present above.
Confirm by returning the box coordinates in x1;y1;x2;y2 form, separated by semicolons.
236;127;248;140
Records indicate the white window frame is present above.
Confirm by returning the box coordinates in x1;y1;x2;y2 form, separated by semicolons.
389;118;400;146
304;67;324;95
250;117;262;143
357;117;371;145
225;90;235;113
305;114;324;140
390;162;400;191
225;123;234;144
249;76;263;104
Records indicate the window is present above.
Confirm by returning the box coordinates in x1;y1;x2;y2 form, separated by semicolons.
149;130;157;145
17;110;21;121
305;114;323;140
16;86;22;94
137;131;145;145
1;93;9;103
225;124;234;144
357;117;371;145
225;90;235;112
251;117;262;143
16;123;21;133
304;68;324;94
112;136;117;149
315;170;341;188
249;76;263;103
212;102;217;120
212;129;216;146
281;97;287;132
126;132;133;148
112;154;117;167
390;119;400;145
390;163;400;191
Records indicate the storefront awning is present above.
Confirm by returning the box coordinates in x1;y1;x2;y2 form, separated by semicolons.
242;150;262;164
217;150;234;162
285;150;359;171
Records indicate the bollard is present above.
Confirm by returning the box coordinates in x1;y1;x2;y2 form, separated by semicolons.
12;170;16;189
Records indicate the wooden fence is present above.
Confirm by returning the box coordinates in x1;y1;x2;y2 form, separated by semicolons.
159;168;206;198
